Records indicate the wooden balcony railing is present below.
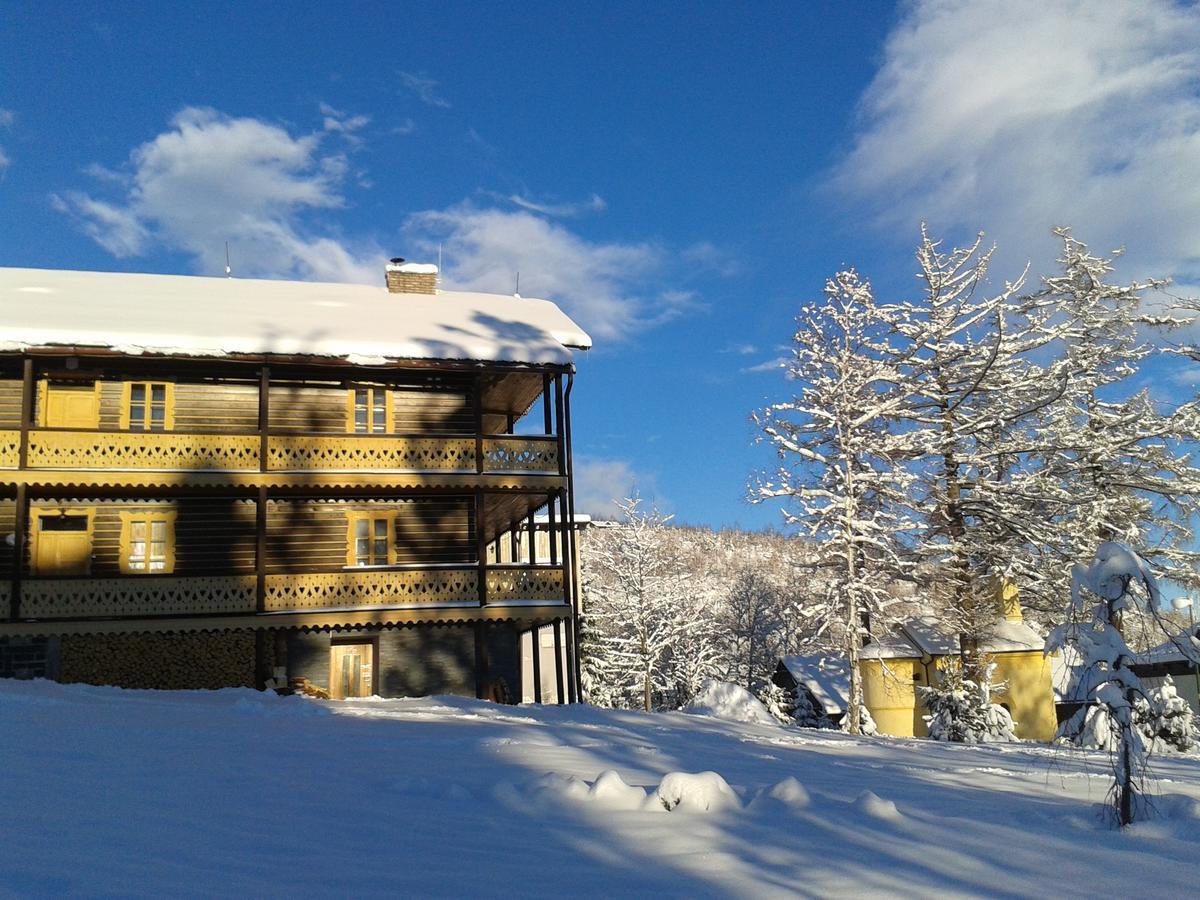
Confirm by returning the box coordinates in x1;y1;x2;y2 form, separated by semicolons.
263;568;479;611
266;434;475;471
26;431;260;471
10;430;561;476
14;566;567;620
20;575;257;619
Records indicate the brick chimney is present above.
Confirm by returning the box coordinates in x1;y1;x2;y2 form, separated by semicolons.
385;257;439;294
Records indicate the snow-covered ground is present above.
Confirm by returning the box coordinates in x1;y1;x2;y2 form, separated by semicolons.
4;681;1200;898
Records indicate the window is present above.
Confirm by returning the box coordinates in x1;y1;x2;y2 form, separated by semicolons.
347;386;391;434
122;382;174;431
119;510;176;574
346;512;396;567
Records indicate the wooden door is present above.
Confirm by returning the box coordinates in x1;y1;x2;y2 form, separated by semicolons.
34;513;92;575
330;643;374;699
43;383;99;429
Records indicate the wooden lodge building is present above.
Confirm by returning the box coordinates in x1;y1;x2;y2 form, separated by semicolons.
0;260;591;703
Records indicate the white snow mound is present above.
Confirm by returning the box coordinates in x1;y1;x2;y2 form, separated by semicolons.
684;680;777;726
853;790;902;821
588;770;648;810
767;776;811;808
651;771;741;813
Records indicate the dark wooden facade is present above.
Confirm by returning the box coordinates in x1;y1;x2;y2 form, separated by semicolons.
0;351;582;703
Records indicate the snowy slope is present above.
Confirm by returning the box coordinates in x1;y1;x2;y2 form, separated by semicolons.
3;680;1200;898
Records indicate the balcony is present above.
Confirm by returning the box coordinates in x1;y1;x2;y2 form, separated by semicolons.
16;565;566;621
11;430;559;476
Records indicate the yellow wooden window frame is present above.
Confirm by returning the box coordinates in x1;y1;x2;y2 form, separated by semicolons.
36;379;103;428
118;509;178;574
30;506;96;575
120;382;175;431
346;385;393;434
345;510;397;567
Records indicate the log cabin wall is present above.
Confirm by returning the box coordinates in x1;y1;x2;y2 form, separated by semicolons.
265;497;474;573
0;379;22;428
26;498;258;577
268;377;475;434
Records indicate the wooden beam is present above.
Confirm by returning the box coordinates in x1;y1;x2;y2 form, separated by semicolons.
472;372;484;475
531;625;542;704
475;491;487;607
553;618;565;705
258;365;270;473
255;486;267;613
18;357;33;470
474;620;489;700
553;375;566;477
564;613;578;704
562;372;584;700
10;483;26;621
542;374;552;435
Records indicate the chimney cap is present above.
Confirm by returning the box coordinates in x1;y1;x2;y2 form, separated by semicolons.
389;257;405;265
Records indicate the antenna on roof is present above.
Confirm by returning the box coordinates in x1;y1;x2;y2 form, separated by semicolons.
224;242;232;278
514;271;520;296
437;242;443;273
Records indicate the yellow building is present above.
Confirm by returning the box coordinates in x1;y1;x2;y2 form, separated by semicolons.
859;605;1058;741
778;596;1058;742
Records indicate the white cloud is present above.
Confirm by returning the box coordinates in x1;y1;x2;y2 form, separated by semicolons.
55;107;382;282
0;107;12;174
392;118;417;136
572;456;662;520
318;102;370;146
405;203;682;340
400;71;451;108
740;356;787;375
509;193;606;218
834;0;1200;286
720;342;758;356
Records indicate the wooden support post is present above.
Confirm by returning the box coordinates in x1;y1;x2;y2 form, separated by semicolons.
553;374;566;477
548;493;558;566
552;618;566;705
258;365;270;472
10;483;26;621
527;509;538;565
18;357;33;469
564;614;578;704
542;373;552;435
531;625;543;704
473;372;484;475
475;491;487;607
474;620;489;700
563;373;584;700
255;486;267;612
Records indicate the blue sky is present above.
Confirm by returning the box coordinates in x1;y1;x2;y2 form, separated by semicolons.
2;1;1198;529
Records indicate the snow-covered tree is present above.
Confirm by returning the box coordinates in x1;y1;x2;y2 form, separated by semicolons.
722;570;786;692
1046;541;1162;826
1019;231;1200;618
753;269;912;734
581;495;687;711
758;681;797;725
919;659;1016;743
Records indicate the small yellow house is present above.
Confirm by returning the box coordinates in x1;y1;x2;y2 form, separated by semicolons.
860;602;1057;741
777;594;1058;742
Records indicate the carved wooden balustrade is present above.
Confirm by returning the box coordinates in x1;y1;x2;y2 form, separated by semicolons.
267;435;475;471
26;431;260;470
485;566;565;602
264;568;479;611
16;431;562;476
482;437;559;473
14;566;568;620
20;575;257;619
0;429;18;468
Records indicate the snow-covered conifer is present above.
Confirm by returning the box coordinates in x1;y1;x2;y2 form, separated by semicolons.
752;269;911;734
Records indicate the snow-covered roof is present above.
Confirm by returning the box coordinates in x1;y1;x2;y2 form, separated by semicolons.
780;654;849;714
860;615;1044;660
1132;625;1200;667
0;267;592;366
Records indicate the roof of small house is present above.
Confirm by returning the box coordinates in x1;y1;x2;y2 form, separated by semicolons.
0;267;592;366
860;614;1044;660
1132;625;1200;667
779;654;849;715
